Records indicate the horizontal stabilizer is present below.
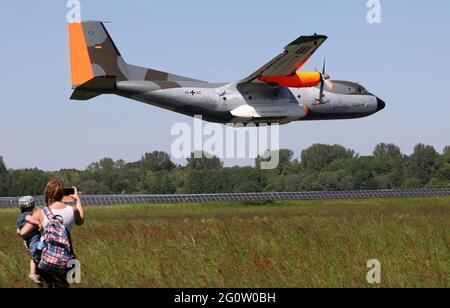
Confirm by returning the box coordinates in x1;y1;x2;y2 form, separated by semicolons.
70;76;116;101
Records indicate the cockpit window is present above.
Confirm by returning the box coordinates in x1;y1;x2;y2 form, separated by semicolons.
357;87;367;94
323;81;370;95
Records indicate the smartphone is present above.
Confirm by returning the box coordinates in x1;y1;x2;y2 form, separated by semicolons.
64;188;75;196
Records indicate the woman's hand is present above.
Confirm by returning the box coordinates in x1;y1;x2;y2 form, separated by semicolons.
70;186;80;202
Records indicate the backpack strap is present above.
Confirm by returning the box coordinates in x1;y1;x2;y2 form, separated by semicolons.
42;207;55;221
43;207;64;222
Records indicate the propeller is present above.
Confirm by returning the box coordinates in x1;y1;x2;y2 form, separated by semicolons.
315;58;331;104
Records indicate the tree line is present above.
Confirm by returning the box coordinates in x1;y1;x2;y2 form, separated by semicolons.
1;143;450;197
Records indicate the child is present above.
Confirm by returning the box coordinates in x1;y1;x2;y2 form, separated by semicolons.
16;196;42;284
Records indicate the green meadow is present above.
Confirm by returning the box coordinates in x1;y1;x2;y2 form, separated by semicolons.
0;197;449;288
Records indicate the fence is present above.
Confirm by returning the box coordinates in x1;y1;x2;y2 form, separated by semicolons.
1;188;450;208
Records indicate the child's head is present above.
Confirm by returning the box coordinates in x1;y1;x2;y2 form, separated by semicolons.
18;196;36;212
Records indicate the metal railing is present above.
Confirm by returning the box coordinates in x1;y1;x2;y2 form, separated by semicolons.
1;189;450;208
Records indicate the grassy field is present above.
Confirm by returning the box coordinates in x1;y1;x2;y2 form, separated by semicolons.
0;197;449;288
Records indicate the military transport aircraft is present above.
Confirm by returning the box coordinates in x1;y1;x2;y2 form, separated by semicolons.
68;21;385;125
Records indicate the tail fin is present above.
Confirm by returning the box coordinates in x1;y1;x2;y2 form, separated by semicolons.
68;21;131;88
68;21;204;100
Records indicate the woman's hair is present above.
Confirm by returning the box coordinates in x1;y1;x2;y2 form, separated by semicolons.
44;180;64;206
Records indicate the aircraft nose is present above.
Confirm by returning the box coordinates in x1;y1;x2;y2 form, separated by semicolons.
377;97;386;111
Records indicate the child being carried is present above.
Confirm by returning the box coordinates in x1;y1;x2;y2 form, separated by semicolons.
16;196;44;284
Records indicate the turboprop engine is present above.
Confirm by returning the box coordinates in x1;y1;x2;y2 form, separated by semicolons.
258;72;322;88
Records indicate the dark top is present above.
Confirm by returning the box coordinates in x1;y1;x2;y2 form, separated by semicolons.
17;211;32;230
17;211;41;253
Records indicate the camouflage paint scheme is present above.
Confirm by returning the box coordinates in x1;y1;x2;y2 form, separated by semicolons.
69;21;385;125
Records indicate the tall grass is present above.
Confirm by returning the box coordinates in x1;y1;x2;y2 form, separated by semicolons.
0;197;449;288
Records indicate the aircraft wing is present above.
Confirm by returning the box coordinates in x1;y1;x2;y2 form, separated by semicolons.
239;34;327;84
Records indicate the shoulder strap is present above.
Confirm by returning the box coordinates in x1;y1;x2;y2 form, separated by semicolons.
42;207;55;221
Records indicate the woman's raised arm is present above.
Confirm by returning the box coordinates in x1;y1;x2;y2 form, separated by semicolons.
71;187;85;226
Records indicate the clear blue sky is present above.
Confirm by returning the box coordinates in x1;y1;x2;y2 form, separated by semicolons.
0;0;449;170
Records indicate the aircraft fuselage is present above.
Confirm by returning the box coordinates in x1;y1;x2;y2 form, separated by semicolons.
115;80;385;125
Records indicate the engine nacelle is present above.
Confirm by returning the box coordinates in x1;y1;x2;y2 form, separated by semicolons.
258;72;321;88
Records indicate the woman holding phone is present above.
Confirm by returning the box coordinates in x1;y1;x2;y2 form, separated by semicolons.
20;180;85;288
